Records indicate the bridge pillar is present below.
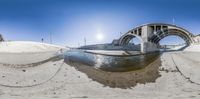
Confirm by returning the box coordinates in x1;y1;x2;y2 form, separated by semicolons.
141;42;159;53
141;26;150;53
140;26;160;53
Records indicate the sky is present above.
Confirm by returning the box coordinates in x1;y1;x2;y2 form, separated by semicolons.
0;0;200;47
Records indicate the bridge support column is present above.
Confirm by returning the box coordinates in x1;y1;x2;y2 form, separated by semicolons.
140;26;159;53
141;42;159;53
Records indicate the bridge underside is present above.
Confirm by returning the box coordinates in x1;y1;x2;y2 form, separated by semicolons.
148;29;193;45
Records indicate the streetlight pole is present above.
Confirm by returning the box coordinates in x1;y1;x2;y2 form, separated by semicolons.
173;17;175;25
84;37;86;46
50;32;52;44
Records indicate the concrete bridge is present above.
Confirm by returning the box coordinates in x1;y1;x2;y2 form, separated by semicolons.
112;23;197;53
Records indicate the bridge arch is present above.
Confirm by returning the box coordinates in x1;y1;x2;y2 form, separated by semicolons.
120;33;144;52
148;28;193;45
115;23;195;53
120;33;143;45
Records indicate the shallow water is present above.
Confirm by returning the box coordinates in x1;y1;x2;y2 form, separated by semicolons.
64;50;161;88
64;50;160;72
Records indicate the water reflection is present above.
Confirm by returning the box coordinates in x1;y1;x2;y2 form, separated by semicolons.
64;50;160;72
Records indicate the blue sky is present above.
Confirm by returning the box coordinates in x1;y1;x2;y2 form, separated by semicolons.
0;0;199;47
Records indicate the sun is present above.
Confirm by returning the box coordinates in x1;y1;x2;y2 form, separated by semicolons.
96;33;104;41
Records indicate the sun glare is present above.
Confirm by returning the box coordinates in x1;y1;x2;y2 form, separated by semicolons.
96;33;104;41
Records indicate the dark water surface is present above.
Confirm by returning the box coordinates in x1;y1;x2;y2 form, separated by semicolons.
64;50;160;72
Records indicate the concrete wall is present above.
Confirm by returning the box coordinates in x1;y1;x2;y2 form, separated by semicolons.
193;35;200;44
79;44;141;51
